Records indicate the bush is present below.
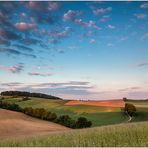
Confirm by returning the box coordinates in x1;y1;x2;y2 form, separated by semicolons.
56;115;92;128
124;103;136;117
75;117;92;128
0;100;22;112
23;107;57;121
56;115;76;128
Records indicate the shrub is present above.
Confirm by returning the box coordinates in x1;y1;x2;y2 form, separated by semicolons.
75;117;92;128
56;115;92;128
0;101;22;112
56;115;75;128
23;107;57;121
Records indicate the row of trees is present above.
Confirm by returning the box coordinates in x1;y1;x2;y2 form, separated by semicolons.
23;107;57;121
0;100;92;129
1;91;61;100
0;100;22;112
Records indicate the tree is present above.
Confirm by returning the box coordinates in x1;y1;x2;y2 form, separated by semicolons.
123;97;127;102
124;103;136;117
75;117;92;128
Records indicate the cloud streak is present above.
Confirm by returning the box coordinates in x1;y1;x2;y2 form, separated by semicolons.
8;63;24;74
137;62;148;67
93;7;112;15
28;72;53;77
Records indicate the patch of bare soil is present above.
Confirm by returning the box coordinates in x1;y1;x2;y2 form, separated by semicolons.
65;100;125;107
0;109;69;140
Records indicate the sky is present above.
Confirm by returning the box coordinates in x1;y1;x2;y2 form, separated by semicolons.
0;1;148;100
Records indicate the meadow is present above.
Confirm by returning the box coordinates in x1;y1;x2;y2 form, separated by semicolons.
0;121;147;147
1;96;148;127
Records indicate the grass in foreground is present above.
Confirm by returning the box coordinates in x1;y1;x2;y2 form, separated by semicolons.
0;121;148;147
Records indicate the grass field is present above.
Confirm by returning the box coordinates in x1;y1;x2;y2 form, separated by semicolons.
0;97;128;126
0;97;148;127
0;121;147;147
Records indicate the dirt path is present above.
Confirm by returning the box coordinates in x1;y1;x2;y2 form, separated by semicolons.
0;109;70;140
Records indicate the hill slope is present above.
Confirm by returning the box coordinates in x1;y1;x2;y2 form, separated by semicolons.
0;109;69;140
0;121;148;147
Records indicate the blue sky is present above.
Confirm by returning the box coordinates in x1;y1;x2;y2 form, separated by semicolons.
0;1;148;100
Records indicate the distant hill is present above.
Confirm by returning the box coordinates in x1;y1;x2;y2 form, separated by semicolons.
0;91;62;100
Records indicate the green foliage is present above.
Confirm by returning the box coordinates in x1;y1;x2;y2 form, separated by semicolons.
56;115;92;128
75;117;92;128
23;107;57;121
56;115;76;128
124;103;136;117
0;100;22;112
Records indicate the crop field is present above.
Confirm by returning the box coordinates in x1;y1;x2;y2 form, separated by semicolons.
0;121;147;147
65;100;125;107
0;109;69;140
0;97;128;126
1;97;148;127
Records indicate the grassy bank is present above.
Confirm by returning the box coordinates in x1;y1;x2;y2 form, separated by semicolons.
0;121;148;147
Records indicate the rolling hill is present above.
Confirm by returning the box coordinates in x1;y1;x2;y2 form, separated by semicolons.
0;109;69;140
0;95;148;127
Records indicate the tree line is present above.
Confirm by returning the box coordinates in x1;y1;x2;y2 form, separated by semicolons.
0;100;92;129
1;91;62;100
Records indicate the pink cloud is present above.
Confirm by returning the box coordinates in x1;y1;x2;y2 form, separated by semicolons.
63;10;100;30
63;10;82;22
93;7;112;15
28;1;60;12
19;12;26;17
90;39;96;44
48;2;61;11
15;22;36;31
75;19;101;30
140;3;148;9
49;27;72;38
100;15;110;22
141;33;148;40
107;43;114;47
134;13;147;19
107;24;115;29
137;62;148;67
8;64;23;73
28;72;53;77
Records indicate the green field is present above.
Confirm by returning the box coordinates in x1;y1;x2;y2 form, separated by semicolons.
0;121;147;147
1;97;148;127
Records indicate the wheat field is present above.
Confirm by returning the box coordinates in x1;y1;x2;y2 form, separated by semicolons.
0;121;147;147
